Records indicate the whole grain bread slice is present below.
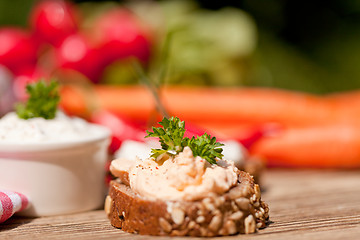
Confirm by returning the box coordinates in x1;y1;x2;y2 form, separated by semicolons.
105;170;269;236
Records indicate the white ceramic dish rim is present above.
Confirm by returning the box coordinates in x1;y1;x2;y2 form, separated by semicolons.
0;124;111;152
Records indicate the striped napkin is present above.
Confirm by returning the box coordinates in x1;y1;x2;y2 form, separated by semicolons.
0;190;29;223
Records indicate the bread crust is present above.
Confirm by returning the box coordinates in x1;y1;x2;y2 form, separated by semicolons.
241;158;265;184
106;170;269;236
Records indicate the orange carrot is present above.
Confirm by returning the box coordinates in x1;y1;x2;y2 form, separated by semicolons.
60;84;359;126
194;121;280;141
60;84;155;120
60;85;89;118
249;125;360;168
326;89;360;104
162;86;325;126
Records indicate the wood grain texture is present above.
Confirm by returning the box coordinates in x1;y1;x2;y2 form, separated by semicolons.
1;170;359;240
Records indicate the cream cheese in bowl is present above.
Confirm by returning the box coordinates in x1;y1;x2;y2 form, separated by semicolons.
0;110;111;216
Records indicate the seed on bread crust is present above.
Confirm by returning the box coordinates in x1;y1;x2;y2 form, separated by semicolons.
250;193;257;204
235;197;250;211
214;196;225;207
159;217;172;233
244;215;256;234
202;197;215;212
208;214;222;232
171;229;188;236
229;211;244;221
228;187;242;199
254;184;261;200
231;201;239;211
104;195;112;216
199;227;208;236
196;216;205;223
171;207;185;225
168;207;185;225
188;220;196;229
224;220;237;235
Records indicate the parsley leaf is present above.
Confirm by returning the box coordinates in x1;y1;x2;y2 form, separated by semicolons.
16;80;60;120
186;133;224;165
145;117;188;159
145;116;224;164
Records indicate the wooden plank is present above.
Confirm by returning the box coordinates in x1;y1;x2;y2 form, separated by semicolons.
1;170;360;239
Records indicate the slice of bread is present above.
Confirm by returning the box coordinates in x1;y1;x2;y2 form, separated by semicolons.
105;170;269;236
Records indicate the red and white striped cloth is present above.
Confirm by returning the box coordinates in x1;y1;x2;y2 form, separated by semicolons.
0;190;29;223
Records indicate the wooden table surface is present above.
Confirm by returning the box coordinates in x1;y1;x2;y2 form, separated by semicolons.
1;169;360;240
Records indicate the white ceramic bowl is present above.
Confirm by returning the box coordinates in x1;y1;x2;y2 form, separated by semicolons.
0;125;110;217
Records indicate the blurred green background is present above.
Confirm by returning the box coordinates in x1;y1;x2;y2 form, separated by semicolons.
2;0;360;94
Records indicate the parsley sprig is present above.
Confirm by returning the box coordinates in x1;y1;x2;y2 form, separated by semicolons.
186;133;224;164
16;80;60;120
145;117;224;164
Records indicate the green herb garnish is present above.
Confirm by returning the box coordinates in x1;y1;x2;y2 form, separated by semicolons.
145;116;224;164
16;80;60;120
186;133;224;165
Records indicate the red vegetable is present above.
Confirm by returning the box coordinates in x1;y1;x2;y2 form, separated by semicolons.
30;0;79;47
0;28;38;74
55;33;104;83
91;8;152;65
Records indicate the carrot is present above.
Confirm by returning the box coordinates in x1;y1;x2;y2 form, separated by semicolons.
162;86;326;126
195;121;280;140
249;124;360;168
60;84;358;126
326;89;360;104
60;85;89;118
96;85;155;120
60;84;155;120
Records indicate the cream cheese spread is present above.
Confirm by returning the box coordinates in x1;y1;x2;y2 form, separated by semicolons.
114;146;239;201
115;139;246;169
0;110;107;143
